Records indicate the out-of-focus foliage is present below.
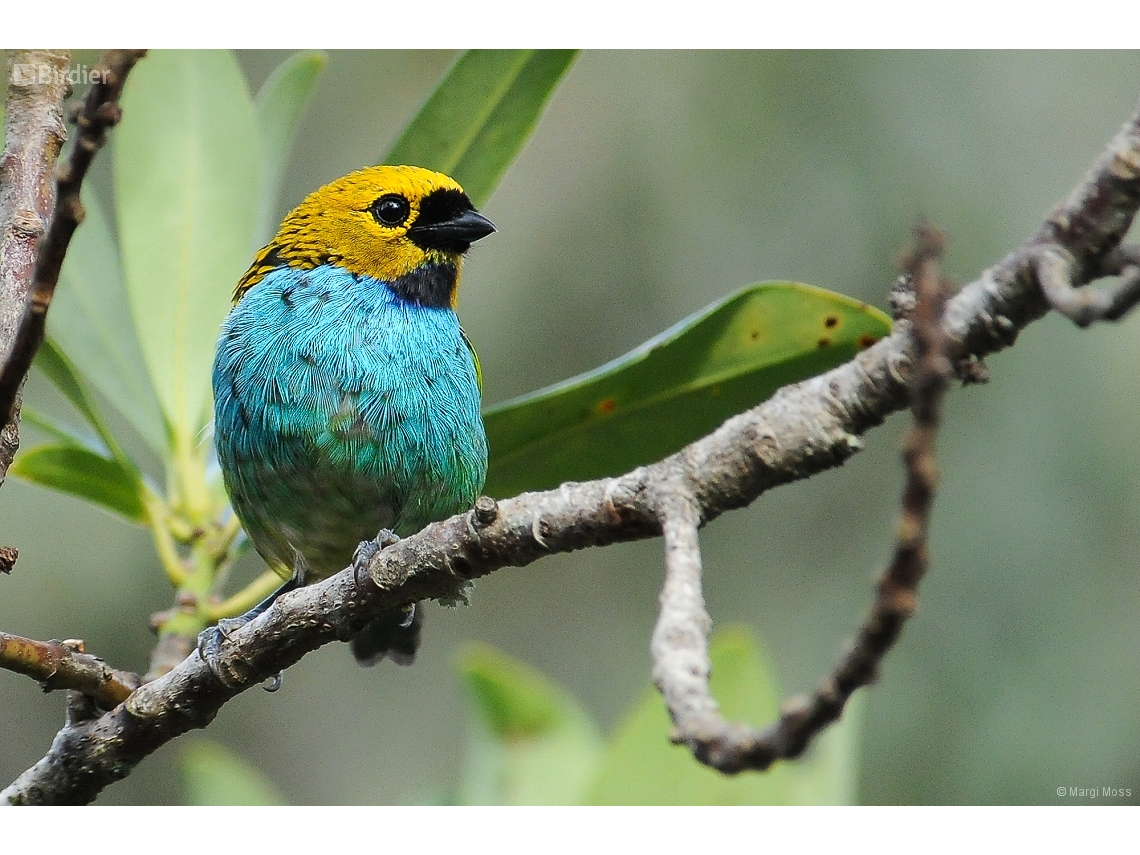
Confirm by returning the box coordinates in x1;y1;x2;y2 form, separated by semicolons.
456;628;860;805
385;50;578;209
180;739;286;806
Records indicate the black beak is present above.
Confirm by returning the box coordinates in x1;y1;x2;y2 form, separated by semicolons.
407;208;496;253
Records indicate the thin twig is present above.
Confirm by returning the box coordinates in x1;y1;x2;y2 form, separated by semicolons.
4;95;1140;806
647;225;953;773
0;633;141;710
756;225;954;765
0;49;145;426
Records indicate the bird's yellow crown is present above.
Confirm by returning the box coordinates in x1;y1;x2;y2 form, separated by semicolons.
235;165;483;304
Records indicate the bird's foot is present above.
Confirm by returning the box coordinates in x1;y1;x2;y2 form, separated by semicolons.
196;615;248;687
197;578;298;689
352;529;400;588
197;618;285;692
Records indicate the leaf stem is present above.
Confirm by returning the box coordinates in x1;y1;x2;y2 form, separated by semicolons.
207;570;281;621
169;429;212;525
143;488;187;587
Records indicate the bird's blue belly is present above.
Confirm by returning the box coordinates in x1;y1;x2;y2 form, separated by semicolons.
212;264;487;581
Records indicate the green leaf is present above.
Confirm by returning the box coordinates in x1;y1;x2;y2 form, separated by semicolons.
457;643;603;805
180;739;286;806
32;339;138;473
21;405;105;451
253;50;327;247
33;339;110;442
9;444;147;523
384;50;577;207
484;282;892;498
587;626;860;805
49;187;166;456
115;50;259;445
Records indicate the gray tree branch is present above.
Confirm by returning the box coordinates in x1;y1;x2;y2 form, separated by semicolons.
0;49;145;429
0;50;70;488
3;95;1139;805
0;49;146;700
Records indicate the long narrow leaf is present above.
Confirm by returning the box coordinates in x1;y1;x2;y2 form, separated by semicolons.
9;444;148;523
115;50;259;443
50;186;166;455
21;405;105;451
253;51;327;247
384;50;577;207
483;282;892;498
32;338;137;472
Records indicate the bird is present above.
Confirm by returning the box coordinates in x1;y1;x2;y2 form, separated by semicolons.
202;164;494;674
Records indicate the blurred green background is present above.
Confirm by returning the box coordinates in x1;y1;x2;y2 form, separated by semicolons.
2;51;1139;805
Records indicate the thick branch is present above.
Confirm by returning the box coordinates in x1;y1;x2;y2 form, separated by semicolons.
0;50;71;485
4;97;1140;806
0;49;145;427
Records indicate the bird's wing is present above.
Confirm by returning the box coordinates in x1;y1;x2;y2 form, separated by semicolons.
460;325;482;392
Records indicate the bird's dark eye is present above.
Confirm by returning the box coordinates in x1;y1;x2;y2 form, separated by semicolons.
370;194;410;227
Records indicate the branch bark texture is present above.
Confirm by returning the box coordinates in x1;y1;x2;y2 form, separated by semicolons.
0;633;140;710
0;49;145;428
0;49;70;484
3;97;1140;805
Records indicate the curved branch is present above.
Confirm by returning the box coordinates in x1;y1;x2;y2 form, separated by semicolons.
650;490;731;763
649;224;954;774
4;96;1140;806
1036;243;1140;326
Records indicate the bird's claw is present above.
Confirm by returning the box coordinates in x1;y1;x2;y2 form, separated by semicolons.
352;529;400;588
197;623;231;686
397;602;416;628
196;616;250;688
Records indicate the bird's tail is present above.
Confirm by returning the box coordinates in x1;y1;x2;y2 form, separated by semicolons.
351;602;423;667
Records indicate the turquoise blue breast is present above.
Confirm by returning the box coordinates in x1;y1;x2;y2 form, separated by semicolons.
213;263;487;581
